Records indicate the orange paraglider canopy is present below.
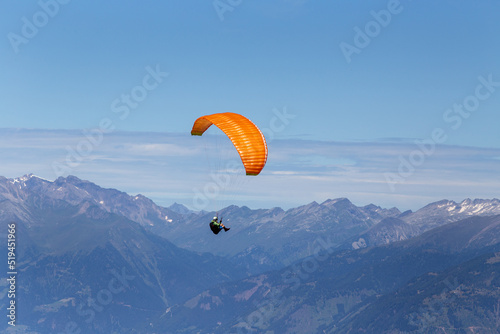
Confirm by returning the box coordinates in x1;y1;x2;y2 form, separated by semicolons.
191;112;268;176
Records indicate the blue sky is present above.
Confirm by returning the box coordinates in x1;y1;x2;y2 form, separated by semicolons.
1;1;499;211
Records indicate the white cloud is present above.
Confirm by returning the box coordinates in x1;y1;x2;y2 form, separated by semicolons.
1;129;499;212
126;143;198;156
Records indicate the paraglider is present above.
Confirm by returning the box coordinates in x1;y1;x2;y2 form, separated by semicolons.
191;112;268;176
209;216;230;234
191;112;267;234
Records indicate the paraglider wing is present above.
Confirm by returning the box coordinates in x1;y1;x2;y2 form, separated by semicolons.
191;112;268;175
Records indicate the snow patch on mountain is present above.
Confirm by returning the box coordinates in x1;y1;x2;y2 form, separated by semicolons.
402;198;500;231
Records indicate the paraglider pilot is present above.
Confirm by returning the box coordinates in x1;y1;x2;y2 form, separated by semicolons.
210;216;230;234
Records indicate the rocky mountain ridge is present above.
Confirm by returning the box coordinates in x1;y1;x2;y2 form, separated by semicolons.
2;174;500;268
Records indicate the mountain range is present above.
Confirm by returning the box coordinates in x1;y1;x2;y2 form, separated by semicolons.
1;174;499;333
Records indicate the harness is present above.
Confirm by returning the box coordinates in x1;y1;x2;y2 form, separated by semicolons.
209;221;222;234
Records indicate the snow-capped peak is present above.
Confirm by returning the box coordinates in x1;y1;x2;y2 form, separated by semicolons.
404;198;500;229
10;174;51;184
